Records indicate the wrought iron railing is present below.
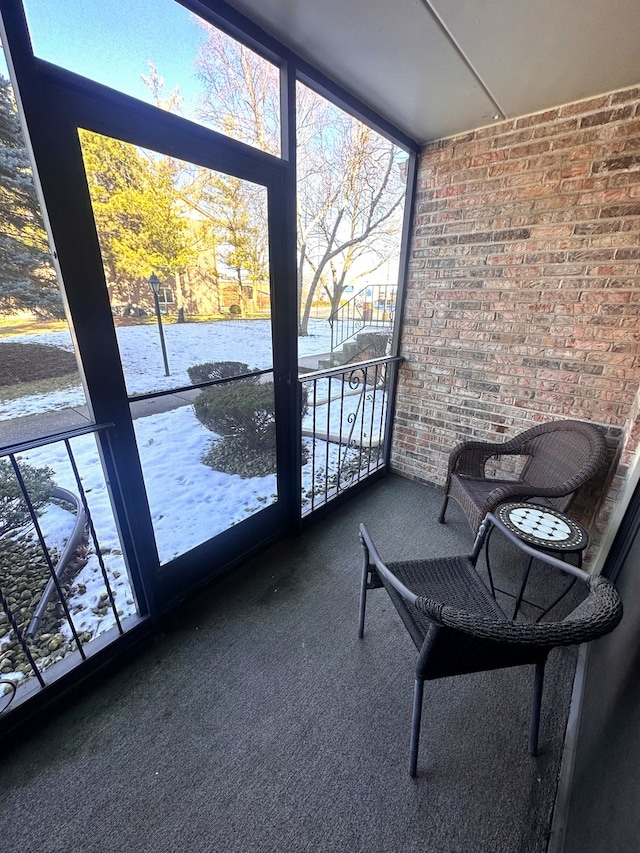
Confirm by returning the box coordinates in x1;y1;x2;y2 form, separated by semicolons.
329;284;397;353
300;355;401;516
0;423;137;714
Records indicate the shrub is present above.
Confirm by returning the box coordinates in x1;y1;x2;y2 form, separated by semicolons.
195;381;276;448
228;304;241;315
193;377;309;479
187;361;257;386
202;435;277;479
195;381;277;478
0;458;55;538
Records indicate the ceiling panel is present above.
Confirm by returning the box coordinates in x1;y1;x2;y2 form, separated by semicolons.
220;0;640;144
431;0;640;119
221;0;500;143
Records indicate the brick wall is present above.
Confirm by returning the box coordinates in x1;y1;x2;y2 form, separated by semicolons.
392;85;640;543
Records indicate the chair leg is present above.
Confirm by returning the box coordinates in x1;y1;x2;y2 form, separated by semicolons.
358;550;369;639
512;556;534;620
529;660;546;756
409;677;425;777
438;494;449;523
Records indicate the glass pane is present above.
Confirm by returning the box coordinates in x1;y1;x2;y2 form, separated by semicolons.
22;0;281;156
0;59;88;446
0;55;139;703
131;375;278;565
78;129;272;396
294;84;407;513
79;129;278;564
295;82;407;371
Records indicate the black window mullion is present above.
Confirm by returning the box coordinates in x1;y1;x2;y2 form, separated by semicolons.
0;3;162;603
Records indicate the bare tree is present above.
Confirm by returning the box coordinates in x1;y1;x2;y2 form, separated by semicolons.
194;26;280;155
296;103;405;333
156;20;407;334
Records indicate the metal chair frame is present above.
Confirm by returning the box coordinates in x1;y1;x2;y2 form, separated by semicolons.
358;513;623;777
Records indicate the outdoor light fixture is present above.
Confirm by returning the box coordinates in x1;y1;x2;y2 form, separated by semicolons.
148;272;161;295
148;273;170;376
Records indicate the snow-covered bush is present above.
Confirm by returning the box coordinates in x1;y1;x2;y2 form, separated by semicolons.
187;361;258;386
192;361;309;478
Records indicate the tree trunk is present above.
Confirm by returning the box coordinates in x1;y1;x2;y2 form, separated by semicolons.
175;270;185;321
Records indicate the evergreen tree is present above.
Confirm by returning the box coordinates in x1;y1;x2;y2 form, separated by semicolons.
78;129;193;311
0;75;63;318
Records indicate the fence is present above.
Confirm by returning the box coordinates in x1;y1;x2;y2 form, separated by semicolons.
300;355;401;516
0;423;136;714
329;285;397;353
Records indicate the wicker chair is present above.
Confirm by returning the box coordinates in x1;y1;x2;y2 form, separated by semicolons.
439;419;608;534
358;513;622;777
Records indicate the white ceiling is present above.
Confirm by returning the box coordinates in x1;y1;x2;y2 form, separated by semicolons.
222;0;640;145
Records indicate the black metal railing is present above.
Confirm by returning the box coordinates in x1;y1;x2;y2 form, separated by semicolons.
300;355;401;516
329;284;397;353
0;423;135;714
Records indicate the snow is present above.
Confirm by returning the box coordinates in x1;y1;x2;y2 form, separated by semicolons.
0;317;386;679
0;319;328;667
1;318;332;416
133;405;278;561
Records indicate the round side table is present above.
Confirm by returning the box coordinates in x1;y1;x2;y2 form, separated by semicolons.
491;502;589;619
496;502;588;559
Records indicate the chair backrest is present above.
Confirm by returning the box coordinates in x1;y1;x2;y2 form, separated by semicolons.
518;420;607;497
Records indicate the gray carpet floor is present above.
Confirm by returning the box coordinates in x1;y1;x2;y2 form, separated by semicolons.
0;475;577;853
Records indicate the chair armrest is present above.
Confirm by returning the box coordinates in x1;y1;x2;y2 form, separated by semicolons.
448;439;526;479
479;482;578;519
419;574;622;647
359;523;419;607
360;518;622;651
418;515;621;646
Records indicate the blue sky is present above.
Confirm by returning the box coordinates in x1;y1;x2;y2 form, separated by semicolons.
21;0;206;111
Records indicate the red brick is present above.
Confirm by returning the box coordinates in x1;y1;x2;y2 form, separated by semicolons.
397;83;640;546
559;96;610;117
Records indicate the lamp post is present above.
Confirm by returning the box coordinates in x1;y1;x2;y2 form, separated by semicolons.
148;273;170;376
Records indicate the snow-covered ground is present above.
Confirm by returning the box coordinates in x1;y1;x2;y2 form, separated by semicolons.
1;318;332;418
1;318;387;681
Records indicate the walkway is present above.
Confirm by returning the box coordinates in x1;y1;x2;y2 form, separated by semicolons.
0;389;200;450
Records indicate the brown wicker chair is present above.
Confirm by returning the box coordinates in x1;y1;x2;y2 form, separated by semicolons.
358;513;622;777
439;419;608;534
